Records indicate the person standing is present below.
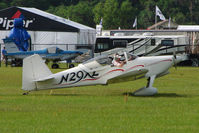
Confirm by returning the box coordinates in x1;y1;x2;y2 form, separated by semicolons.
2;47;7;63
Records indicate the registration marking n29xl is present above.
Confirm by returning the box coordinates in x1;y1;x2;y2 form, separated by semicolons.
58;70;99;85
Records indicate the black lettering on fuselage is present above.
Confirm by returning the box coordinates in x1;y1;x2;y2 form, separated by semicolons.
92;71;99;77
59;74;69;84
69;72;76;81
58;70;99;85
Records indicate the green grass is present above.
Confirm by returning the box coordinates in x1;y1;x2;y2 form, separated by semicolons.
0;64;199;133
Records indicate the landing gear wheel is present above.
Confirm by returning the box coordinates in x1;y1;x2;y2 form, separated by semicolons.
11;60;16;67
69;64;75;68
23;91;30;95
51;64;59;69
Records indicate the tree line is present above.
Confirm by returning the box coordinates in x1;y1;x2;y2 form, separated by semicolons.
0;0;198;29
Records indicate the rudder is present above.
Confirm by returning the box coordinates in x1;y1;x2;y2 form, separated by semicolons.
22;54;52;91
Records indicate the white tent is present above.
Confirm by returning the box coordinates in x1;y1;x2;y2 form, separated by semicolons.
0;6;96;51
177;25;199;31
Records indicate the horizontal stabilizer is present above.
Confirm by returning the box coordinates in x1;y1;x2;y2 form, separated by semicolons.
34;76;54;82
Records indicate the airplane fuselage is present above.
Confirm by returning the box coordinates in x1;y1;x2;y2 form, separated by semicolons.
34;56;173;91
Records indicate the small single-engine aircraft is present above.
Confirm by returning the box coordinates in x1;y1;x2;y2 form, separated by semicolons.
4;38;83;68
3;18;83;68
22;52;185;96
5;46;83;68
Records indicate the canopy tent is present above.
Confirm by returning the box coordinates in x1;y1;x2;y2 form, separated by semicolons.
177;25;199;31
0;6;95;51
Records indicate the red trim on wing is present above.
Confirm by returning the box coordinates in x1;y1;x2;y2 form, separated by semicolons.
106;69;124;74
81;78;100;81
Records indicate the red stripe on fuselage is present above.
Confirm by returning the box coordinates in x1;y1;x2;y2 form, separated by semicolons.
148;59;172;66
125;65;144;72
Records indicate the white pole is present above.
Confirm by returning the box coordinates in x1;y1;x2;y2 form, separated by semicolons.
155;9;157;30
136;17;137;30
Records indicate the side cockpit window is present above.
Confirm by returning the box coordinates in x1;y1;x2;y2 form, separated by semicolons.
83;55;112;69
96;56;113;65
127;53;137;61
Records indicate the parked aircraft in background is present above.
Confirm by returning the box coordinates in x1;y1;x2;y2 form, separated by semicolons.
21;52;186;96
4;38;83;68
3;18;83;68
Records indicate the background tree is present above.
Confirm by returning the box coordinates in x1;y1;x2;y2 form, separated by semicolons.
0;0;198;29
93;2;104;26
0;2;8;9
138;0;156;29
67;2;95;27
47;5;68;19
119;0;136;29
103;0;120;29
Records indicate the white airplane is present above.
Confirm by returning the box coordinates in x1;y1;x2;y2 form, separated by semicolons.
22;52;186;96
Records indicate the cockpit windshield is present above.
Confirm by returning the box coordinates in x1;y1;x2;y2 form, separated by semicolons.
83;55;113;66
126;53;138;61
83;52;138;68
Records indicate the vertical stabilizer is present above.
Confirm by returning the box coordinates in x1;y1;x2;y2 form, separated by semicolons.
3;39;20;53
22;54;52;91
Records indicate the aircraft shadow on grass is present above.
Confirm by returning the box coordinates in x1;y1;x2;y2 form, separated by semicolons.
29;92;189;98
25;90;199;98
123;92;189;98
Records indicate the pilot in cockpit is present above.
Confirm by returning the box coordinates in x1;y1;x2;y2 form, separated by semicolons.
112;53;126;67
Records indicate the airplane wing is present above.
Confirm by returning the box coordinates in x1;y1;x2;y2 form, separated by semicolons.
108;69;148;84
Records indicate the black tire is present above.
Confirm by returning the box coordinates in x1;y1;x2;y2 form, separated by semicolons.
11;60;16;67
52;64;59;69
69;64;75;68
11;63;16;67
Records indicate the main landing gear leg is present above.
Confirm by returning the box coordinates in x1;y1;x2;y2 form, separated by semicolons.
133;75;157;96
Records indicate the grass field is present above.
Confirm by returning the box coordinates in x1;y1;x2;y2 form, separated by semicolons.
0;64;199;133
